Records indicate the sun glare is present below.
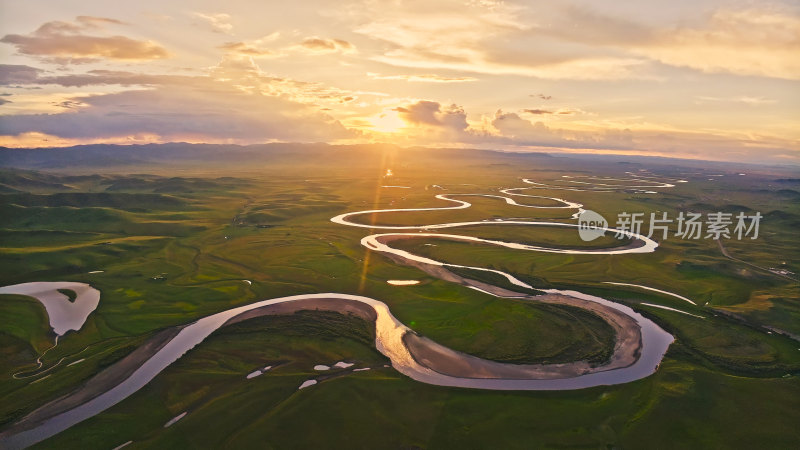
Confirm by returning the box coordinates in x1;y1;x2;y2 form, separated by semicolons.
369;111;406;134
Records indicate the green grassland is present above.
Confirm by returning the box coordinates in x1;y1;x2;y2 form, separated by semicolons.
0;151;798;448
31;313;800;450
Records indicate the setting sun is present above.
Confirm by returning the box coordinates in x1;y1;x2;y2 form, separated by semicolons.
368;110;407;134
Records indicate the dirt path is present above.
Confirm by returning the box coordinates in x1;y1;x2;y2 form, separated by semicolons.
716;239;798;282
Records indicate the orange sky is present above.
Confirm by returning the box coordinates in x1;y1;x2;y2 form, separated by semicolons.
0;0;798;164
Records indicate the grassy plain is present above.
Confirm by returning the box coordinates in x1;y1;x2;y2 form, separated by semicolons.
0;148;798;448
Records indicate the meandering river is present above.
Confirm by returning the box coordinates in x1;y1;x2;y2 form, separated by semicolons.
0;176;680;448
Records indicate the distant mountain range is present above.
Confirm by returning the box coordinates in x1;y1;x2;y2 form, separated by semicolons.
0;142;793;174
0;143;552;170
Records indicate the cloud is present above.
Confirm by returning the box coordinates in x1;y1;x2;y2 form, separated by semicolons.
191;12;233;34
1;3;795;163
367;72;477;83
491;111;574;147
351;0;656;80
371;51;650;80
74;16;127;27
218;41;278;57
40;70;188;87
393;100;468;131
0;64;42;85
0;57;359;144
218;35;351;58
297;37;355;54
695;96;778;106
549;6;800;80
0;85;352;142
0;17;168;63
368;102;631;150
367;103;797;163
484;110;797;162
351;2;799;80
207;55;373;105
522;108;584;115
0;59;372;109
523;109;552;115
53;99;85;109
0;64;190;87
376;101;629;150
638;9;800;80
543;6;655;46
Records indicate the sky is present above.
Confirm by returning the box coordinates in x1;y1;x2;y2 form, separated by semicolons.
0;0;798;164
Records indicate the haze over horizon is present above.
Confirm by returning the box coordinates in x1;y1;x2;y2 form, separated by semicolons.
0;0;798;164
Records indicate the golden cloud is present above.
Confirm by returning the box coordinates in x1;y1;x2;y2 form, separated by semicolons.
297;37;355;54
0;16;168;63
638;9;800;79
367;72;477;83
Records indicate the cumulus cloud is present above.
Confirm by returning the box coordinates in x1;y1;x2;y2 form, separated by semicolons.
387;101;604;148
491;111;572;147
370;101;628;150
394;100;468;131
0;16;168;63
372;102;796;163
191;12;233;34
